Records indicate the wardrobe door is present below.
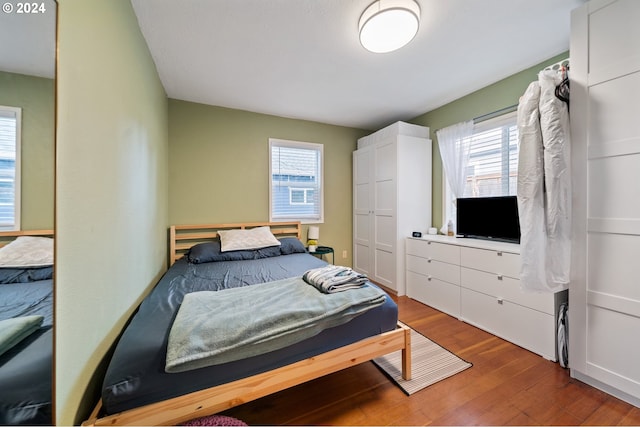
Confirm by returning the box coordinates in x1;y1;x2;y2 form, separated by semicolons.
372;140;397;290
570;0;640;405
353;146;374;277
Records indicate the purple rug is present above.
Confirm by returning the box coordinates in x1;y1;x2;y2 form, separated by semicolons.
181;414;248;426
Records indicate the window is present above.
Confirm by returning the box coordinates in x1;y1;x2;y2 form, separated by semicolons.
0;106;21;231
269;139;323;223
289;188;314;205
444;111;518;226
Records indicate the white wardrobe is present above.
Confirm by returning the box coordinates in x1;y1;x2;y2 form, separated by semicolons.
353;122;431;295
570;0;640;406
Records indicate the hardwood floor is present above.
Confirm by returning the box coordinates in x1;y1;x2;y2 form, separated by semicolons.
223;296;640;425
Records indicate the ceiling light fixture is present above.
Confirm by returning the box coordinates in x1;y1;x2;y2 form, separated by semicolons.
358;0;420;54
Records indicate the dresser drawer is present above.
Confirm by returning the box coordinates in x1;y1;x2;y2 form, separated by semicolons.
406;239;460;264
407;271;460;318
460;246;520;278
460;267;554;314
460;288;556;360
406;255;460;285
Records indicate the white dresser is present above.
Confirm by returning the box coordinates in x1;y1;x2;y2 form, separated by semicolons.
406;235;568;361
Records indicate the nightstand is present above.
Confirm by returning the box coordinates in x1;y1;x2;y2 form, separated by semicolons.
309;246;334;264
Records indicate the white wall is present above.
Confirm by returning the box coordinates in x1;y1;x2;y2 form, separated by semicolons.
56;0;169;424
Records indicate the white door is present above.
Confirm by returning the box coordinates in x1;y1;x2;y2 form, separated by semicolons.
373;140;397;290
571;0;640;404
353;146;373;276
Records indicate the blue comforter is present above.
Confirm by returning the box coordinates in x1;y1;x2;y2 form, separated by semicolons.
0;279;53;425
102;254;398;414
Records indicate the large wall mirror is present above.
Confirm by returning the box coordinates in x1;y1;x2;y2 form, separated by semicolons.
0;1;56;425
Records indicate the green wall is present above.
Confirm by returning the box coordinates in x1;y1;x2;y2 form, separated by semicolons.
168;100;368;266
55;0;169;424
409;51;570;229
168;51;569;266
0;71;54;229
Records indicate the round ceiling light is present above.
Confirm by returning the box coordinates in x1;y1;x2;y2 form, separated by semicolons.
358;0;420;54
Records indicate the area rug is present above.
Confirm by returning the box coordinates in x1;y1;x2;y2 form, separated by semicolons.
373;323;472;395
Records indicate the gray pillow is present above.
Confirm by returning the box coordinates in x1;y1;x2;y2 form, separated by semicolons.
278;237;307;255
187;241;255;264
187;237;307;264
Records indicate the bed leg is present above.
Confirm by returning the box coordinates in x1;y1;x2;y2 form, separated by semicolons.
401;324;412;380
81;398;103;426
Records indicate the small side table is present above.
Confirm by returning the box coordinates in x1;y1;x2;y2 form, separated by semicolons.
309;246;334;264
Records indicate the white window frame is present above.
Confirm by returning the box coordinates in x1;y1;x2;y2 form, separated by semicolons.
443;111;517;229
269;138;324;224
0;106;21;231
289;187;314;205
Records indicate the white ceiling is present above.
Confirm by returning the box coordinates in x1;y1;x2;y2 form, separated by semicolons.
0;0;586;131
132;0;585;130
0;0;56;79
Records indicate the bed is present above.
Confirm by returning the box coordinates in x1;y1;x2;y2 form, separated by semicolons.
0;230;54;426
84;222;411;426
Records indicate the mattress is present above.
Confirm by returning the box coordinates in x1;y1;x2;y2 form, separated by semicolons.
0;277;53;426
102;253;398;414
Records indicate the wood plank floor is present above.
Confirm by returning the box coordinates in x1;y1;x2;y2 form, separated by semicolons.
223;296;640;425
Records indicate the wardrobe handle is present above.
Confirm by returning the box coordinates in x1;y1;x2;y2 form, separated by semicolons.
497;274;503;280
497;298;504;305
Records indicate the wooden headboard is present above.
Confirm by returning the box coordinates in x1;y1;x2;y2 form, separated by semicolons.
0;229;54;248
169;222;302;266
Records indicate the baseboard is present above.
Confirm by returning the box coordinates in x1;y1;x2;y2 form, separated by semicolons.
571;369;640;408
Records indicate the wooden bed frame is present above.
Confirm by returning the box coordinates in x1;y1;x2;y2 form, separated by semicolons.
168;221;303;266
0;229;54;247
83;222;412;426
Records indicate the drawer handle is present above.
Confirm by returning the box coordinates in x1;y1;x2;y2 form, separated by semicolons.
497;251;503;256
497;274;503;280
497;298;504;305
427;275;432;281
427;258;432;263
427;241;431;245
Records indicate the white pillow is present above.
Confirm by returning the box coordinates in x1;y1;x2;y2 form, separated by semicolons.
0;236;54;267
218;226;281;252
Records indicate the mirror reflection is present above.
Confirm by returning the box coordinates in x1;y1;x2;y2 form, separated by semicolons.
0;0;56;425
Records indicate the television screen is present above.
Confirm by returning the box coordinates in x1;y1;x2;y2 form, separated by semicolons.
456;196;520;243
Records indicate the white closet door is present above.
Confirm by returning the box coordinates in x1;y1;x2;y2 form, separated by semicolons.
353;147;373;276
570;0;640;405
373;140;397;289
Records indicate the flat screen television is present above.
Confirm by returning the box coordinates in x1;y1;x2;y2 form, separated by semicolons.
456;196;521;243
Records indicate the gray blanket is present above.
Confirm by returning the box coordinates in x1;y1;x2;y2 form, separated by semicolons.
165;276;386;373
0;315;43;357
303;265;368;293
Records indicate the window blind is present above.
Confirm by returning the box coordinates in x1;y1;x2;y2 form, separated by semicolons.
0;108;19;229
269;139;323;223
464;112;518;197
443;111;519;230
